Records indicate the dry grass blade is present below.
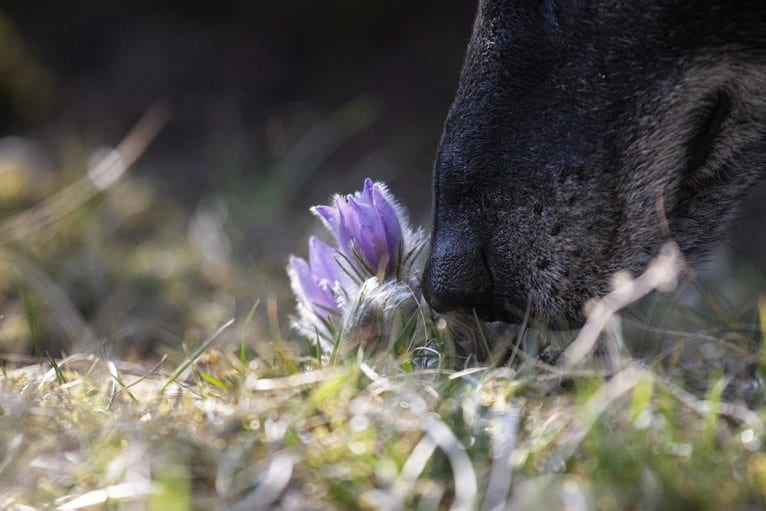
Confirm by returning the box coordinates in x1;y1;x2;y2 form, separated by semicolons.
386;413;478;511
245;366;344;391
483;404;520;511
424;415;478;511
37;353;96;388
0;433;23;476
560;242;684;369
55;481;155;510
0;102;170;242
657;378;762;427
228;452;294;511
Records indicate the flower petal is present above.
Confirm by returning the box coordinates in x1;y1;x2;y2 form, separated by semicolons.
371;182;403;272
348;195;389;272
338;196;365;257
312;204;339;233
308;236;344;285
288;255;340;317
358;178;375;207
309;179;411;283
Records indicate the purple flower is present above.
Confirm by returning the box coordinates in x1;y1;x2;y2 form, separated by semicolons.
288;236;344;324
312;178;403;278
288;178;429;348
307;235;345;289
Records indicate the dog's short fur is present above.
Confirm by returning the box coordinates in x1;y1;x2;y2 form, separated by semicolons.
422;0;766;327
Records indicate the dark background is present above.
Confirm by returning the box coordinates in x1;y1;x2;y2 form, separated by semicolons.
0;2;477;356
0;1;475;210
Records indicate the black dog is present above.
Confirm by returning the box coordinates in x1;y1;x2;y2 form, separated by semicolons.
422;0;766;327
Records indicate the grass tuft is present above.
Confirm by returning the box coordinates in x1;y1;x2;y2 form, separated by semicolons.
1;310;764;510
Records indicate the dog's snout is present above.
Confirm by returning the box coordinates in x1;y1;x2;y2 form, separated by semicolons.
422;238;494;316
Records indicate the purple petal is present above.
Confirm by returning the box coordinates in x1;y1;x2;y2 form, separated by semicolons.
289;255;339;316
308;236;344;285
307;179;408;280
311;204;339;232
347;195;388;272
372;183;403;272
358;178;375;207
311;200;353;261
335;196;369;261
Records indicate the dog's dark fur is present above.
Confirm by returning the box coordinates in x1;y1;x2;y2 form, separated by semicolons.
422;0;766;327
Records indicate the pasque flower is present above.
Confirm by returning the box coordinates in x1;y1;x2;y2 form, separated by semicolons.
288;178;428;350
312;178;404;278
288;236;343;320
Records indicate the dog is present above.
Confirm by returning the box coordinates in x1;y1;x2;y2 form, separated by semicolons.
422;0;766;328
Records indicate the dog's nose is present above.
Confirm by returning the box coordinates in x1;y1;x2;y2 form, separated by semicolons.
422;237;494;316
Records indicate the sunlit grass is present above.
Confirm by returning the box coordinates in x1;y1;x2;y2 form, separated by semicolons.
1;316;765;510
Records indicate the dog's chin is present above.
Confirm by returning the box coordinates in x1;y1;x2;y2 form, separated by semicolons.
468;296;585;332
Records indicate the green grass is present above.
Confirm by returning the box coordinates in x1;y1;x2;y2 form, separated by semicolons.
0;313;765;509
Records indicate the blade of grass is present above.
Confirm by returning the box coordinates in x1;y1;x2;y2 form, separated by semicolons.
758;296;766;378
199;371;229;390
241;300;261;367
4;249;97;351
274;345;300;374
315;327;323;367
106;360;138;407
472;309;492;363
328;323;344;365
393;309;419;355
704;371;728;446
18;280;43;358
45;350;66;385
267;297;282;342
159;318;234;395
107;355;167;410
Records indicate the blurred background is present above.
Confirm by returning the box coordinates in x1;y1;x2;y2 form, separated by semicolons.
0;1;476;359
0;1;763;362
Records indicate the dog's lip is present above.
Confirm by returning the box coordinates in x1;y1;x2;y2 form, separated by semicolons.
463;301;515;323
423;285;528;324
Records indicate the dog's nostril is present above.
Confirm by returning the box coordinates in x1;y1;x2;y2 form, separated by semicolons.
422;241;494;314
